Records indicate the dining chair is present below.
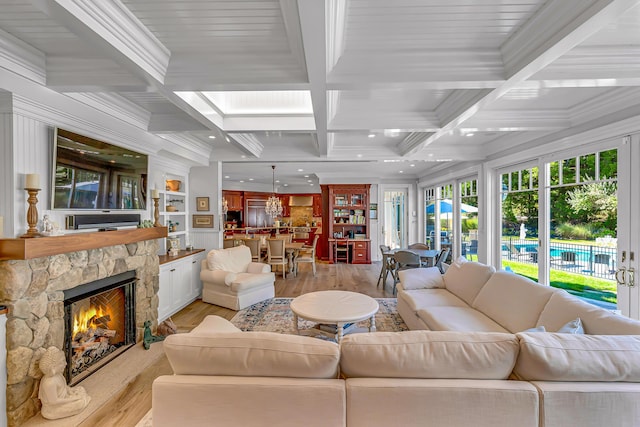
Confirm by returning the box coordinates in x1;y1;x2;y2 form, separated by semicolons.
408;243;430;250
392;250;422;293
244;238;263;262
377;245;394;288
435;248;450;273
334;239;350;263
275;234;293;243
266;238;287;278
222;239;236;249
295;234;319;276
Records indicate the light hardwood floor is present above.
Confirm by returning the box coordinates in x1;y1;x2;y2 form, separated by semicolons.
92;260;392;427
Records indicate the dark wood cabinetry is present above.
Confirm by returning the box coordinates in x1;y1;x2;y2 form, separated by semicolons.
222;191;244;211
320;184;371;263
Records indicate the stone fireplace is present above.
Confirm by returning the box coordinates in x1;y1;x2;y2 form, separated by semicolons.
0;232;162;427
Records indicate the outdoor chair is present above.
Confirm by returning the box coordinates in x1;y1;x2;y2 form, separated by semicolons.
560;251;577;266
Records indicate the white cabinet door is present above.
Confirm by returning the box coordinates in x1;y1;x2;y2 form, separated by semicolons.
172;261;190;313
158;264;174;322
190;253;206;300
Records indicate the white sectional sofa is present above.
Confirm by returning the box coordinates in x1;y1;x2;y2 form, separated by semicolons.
153;260;640;427
396;259;640;335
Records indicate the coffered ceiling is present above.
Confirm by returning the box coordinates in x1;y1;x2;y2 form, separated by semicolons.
1;0;640;189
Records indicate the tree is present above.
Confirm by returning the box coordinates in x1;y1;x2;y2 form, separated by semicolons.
566;179;617;224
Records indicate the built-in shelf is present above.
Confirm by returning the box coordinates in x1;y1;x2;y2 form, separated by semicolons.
0;227;168;260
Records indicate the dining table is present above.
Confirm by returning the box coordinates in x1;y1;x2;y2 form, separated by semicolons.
378;248;440;287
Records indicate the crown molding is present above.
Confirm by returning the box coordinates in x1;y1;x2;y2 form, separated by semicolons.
570;87;640;124
231;133;265;158
65;92;150;130
0;28;46;85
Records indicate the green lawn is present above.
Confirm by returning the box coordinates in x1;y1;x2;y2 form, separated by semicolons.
502;260;617;304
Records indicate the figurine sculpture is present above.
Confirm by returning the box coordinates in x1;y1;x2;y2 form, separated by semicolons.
38;346;91;420
143;320;166;350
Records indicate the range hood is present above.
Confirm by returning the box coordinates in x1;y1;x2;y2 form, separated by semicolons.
289;196;313;207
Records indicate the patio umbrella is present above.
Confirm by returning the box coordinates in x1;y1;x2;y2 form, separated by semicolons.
426;200;478;214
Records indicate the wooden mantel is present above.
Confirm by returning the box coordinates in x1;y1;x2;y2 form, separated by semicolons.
0;227;168;260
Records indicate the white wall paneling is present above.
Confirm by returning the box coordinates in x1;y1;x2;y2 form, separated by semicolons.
190;161;222;251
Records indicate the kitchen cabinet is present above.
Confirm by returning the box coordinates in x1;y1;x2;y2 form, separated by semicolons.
313;194;322;217
223;191;244;211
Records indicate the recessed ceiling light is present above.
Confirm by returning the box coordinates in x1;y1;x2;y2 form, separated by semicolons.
310;183;314;186
224;175;230;179
208;135;216;139
410;164;415;167
275;180;280;183
283;183;289;187
368;134;375;138
307;180;312;183
399;170;404;174
297;168;303;172
466;133;475;137
304;175;309;178
357;154;363;158
249;178;254;181
241;155;246;159
239;180;244;183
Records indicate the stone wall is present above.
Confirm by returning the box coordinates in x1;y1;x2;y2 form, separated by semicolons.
0;239;160;427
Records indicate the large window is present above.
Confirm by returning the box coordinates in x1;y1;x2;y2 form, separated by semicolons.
460;179;479;260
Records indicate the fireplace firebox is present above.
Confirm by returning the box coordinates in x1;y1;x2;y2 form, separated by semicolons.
63;270;137;385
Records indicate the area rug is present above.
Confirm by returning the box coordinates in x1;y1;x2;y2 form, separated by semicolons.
230;297;408;336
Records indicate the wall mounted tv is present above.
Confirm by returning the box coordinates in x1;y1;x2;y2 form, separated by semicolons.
52;128;148;210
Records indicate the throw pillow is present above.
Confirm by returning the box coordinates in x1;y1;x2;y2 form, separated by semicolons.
523;326;546;332
557;317;584;334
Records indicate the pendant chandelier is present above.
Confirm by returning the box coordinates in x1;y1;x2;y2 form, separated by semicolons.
265;165;283;218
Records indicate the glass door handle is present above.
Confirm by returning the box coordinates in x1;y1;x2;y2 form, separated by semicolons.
615;267;627;286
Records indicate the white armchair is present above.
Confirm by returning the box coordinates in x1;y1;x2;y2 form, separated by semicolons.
201;245;275;310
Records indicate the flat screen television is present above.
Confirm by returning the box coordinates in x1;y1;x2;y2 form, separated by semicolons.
52;128;148;210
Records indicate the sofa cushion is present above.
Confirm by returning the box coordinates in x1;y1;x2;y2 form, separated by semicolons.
229;272;276;292
340;330;518;379
189;315;242;335
398;289;468;311
472;271;555;333
398;267;444;290
514;332;640;382
206;245;251;273
163;331;340;379
417;306;509;333
443;261;495;305
537;290;640;334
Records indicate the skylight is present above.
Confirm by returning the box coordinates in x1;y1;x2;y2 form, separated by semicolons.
202;91;313;115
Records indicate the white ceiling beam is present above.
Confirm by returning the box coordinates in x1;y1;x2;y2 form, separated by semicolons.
31;0;170;84
400;0;640;156
65;92;151;130
298;0;329;157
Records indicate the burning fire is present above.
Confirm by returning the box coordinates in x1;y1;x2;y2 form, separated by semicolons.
73;306;110;338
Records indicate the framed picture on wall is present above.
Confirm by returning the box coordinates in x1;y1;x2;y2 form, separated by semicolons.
196;197;209;211
193;214;214;228
369;203;378;219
